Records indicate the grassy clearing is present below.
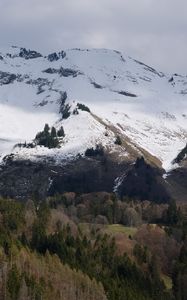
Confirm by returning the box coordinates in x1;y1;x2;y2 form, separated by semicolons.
106;224;137;236
78;223;138;238
161;274;172;290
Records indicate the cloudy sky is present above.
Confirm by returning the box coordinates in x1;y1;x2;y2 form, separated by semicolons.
0;0;187;73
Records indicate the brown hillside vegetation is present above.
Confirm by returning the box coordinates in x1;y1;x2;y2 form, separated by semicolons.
0;246;107;300
134;224;180;274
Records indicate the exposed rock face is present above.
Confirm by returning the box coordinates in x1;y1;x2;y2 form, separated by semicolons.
59;67;80;77
166;165;187;202
0;160;50;200
173;143;187;164
0;71;17;85
133;59;164;77
19;48;42;59
117;90;137;97
43;68;59;74
25;77;51;94
0;154;128;200
58;91;68;117
0;154;172;203
43;67;81;77
90;81;103;89
47;51;66;61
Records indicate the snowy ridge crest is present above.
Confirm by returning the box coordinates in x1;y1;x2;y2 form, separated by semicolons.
0;46;187;171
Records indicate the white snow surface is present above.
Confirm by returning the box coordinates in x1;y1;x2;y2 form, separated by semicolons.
0;46;187;170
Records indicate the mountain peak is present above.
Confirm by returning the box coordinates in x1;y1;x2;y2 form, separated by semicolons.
0;46;186;172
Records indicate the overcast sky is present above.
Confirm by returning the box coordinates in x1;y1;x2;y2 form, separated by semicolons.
0;0;187;74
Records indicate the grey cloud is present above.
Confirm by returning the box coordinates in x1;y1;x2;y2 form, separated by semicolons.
0;0;187;73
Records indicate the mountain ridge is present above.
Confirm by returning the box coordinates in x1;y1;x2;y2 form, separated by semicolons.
0;45;187;201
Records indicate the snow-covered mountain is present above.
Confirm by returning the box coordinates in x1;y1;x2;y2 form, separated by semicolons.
0;46;187;171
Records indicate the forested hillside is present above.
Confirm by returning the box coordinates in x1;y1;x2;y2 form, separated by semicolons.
0;194;186;300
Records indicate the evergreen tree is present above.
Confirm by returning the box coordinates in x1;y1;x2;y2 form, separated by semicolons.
35;124;62;148
51;126;57;138
166;200;179;225
57;126;65;137
172;241;187;300
44;123;50;134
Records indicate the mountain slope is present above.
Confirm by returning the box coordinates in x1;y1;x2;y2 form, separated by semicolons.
0;46;187;173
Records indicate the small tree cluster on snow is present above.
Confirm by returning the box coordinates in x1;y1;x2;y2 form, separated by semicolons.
35;124;65;148
77;103;90;113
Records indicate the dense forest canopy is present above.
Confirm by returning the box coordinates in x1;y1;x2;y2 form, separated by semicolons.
0;193;186;300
